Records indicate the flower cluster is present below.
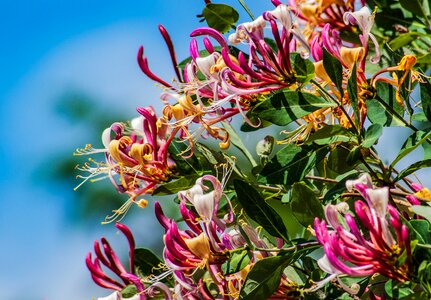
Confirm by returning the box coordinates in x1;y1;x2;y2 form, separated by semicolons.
79;0;431;299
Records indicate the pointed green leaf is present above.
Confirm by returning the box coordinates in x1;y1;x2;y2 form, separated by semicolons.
390;130;431;168
222;250;251;275
290;182;324;227
362;124;383;148
395;159;431;181
306;125;356;145
399;0;428;20
322;48;343;94
234;180;289;242
347;64;360;126
420;80;431;122
251;90;336;126
258;144;328;185
368;82;405;126
152;174;201;196
222;122;257;167
202;4;239;33
134;248;164;278
291;53;315;84
412;206;431;224
239;254;295;299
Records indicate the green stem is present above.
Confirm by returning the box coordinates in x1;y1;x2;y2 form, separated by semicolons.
311;79;360;136
254;241;320;252
417;243;431;249
237;0;255;20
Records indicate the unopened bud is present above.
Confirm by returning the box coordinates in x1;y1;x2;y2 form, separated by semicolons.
256;135;274;157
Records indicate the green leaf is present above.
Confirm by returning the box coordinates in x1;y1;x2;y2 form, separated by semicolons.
384;280;413;299
234;180;289;242
399;0;428;20
222;250;251;275
122;285;138;298
222;122;257;167
134;248;164;278
323;171;359;204
420;80;431;122
391;130;431;168
389;32;421;51
251;90;336;126
306;125;356;145
239;254;294;299
417;52;431;64
152;174;201;196
290;182;324;227
362;124;383;148
412;206;431;224
168;140;200;174
291;53;315;84
202;4;239;33
347;64;360;126
409;219;431;245
322;48;343;94
368;81;405;126
258;144;328;185
195;142;226;165
395;159;431;181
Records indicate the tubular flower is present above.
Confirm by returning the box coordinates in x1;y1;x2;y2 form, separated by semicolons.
290;0;364;42
223;4;309;95
314;175;412;285
155;201;231;298
86;223;146;299
371;54;425;106
76;106;177;221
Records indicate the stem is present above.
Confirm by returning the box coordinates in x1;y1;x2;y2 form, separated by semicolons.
417;243;431;249
305;175;338;183
254;241;320;252
237;0;255;20
311;79;360;136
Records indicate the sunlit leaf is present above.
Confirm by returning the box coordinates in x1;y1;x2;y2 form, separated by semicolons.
234;180;289;242
202;4;239;33
290;182;324;227
251;90;336;126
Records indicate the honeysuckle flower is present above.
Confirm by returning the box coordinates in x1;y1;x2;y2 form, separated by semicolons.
371;54;426;105
314;177;412;286
76;106;178;221
86;223;141;292
289;0;363;40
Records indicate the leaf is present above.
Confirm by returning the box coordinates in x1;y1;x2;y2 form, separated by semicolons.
399;0;428;20
152;175;201;196
323;171;359;204
134;248;164;278
258;144;328;185
290;182;324;227
420;80;431;122
306;125;356;145
122;285;138;298
234;180;289;242
362;124;383;148
322;47;343;94
168;140;200;174
222;250;251;275
409;219;431;244
417;52;431;64
412;206;431;224
347;64;360;126
195;142;226;165
291;53;315;84
239;254;294;299
202;4;239;33
222;122;257;167
395;159;431;181
250;90;336;126
368;81;405;126
388;32;421;51
391;130;431;168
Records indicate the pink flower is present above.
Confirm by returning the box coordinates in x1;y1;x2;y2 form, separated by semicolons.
314;176;412;283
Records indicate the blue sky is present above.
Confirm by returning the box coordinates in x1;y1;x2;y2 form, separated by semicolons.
0;1;423;299
0;1;274;299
